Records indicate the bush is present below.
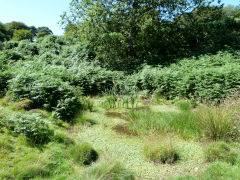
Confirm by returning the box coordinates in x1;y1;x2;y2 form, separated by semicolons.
144;141;180;164
2;114;54;145
70;143;98;165
9;71;82;121
81;160;135;180
0;49;24;62
137;52;240;101
0;70;11;95
2;41;19;50
68;62;118;95
16;40;39;56
53;97;81;121
205;142;238;165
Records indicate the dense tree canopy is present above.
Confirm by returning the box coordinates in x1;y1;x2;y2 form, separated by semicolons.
61;0;240;71
0;21;53;42
11;29;34;41
37;26;53;38
0;22;8;42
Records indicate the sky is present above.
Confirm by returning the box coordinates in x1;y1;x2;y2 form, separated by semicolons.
0;0;239;35
0;0;71;35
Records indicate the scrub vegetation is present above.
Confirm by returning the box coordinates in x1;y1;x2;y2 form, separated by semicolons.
1;0;240;179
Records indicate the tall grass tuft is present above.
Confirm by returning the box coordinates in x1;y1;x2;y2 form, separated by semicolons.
196;99;240;142
204;142;238;165
81;159;135;180
125;110;202;138
144;140;180;164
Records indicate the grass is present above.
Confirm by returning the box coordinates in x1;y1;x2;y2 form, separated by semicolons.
81;159;135;180
70;143;99;165
144;140;180;164
196;100;240;142
1;96;240;179
124;109;202;138
204;141;238;165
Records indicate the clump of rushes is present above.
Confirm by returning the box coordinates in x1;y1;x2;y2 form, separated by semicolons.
15;99;33;110
196;98;240;142
81;159;135;180
144;141;180;164
205;142;238;165
70;143;98;165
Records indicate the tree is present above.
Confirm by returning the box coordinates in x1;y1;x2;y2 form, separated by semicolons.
61;0;221;71
0;22;8;42
5;21;29;38
36;27;53;38
64;23;78;37
11;29;34;41
29;26;38;36
223;5;240;19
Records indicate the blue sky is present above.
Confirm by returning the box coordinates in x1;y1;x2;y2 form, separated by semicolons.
0;0;239;35
0;0;71;35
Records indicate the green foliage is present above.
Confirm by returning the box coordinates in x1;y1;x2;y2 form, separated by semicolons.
36;26;53;38
70;143;98;165
8;70;82;121
205;142;238;165
53;96;81;121
0;22;8;42
144;141;180;164
1;114;54;145
16;40;39;56
68;62;119;95
62;0;235;71
81;159;135;180
11;29;34;41
2;41;19;49
0;49;24;62
137;52;240;101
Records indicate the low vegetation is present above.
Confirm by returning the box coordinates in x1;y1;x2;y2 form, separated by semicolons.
1;0;240;179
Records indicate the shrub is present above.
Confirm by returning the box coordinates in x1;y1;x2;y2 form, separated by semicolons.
68;62;118;95
2;114;54;145
81;160;135;180
137;52;240;102
0;49;24;62
144;141;180;164
205;142;238;165
9;71;82;121
53;97;81;121
70;143;98;165
0;70;11;95
16;40;39;56
2;41;19;50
